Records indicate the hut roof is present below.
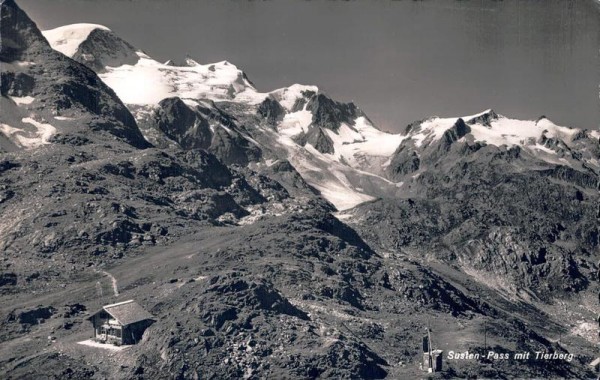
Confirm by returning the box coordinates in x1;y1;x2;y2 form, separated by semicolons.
92;300;155;326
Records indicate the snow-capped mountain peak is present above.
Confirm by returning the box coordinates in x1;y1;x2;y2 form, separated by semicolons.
42;23;140;72
270;84;319;111
184;56;200;67
43;24;262;104
42;23;110;57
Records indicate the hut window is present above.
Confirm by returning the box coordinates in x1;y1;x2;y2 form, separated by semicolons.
106;327;121;337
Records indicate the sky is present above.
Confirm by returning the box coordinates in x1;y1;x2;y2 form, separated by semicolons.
18;0;600;132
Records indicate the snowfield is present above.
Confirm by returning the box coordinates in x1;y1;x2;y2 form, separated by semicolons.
97;54;262;105
470;116;580;147
278;110;313;138
324;117;406;172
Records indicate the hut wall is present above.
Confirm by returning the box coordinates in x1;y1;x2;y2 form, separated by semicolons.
122;320;154;345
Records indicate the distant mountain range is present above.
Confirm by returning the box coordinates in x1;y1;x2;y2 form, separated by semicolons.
35;22;600;212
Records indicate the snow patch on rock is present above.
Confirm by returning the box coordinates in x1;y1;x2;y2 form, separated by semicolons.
0;117;56;149
9;96;35;106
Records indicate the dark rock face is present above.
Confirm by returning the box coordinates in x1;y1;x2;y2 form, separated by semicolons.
466;109;498;126
540;165;599;189
209;125;261;166
267;88;366;157
143;98;262;165
206;276;309;320
313;212;374;257
177;189;249;219
0;71;34;96
0;0;149;149
442;118;470;145
305;93;362;132
7;305;56;326
295;126;335;154
0;0;49;61
233;166;290;202
62;303;86;318
0;145;270;260
72;28;139;72
151;97;213;150
426;118;471;163
403;118;426;135
0;273;17;287
265;159;325;200
257;97;285;126
386;118;472;181
387;147;420;177
290;89;316;112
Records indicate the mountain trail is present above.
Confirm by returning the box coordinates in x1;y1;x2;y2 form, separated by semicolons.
102;270;119;297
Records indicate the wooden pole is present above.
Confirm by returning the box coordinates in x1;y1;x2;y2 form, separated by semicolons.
428;324;433;371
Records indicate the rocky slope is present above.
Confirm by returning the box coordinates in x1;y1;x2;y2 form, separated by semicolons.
0;0;598;379
1;2;148;151
364;109;599;301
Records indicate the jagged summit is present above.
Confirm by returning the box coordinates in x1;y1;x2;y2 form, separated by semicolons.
184;56;200;66
163;56;202;67
465;108;498;126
